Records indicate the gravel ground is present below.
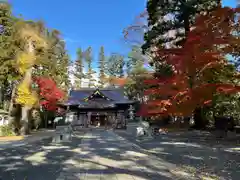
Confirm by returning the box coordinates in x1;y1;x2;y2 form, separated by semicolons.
0;132;85;180
114;124;240;180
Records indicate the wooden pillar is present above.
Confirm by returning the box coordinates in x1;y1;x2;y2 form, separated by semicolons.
87;112;91;127
77;111;80;124
81;112;87;127
78;113;81;125
122;112;125;127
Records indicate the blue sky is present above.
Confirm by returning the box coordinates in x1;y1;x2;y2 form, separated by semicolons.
9;0;146;68
9;0;237;68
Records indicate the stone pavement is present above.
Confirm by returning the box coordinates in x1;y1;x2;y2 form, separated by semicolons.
56;129;187;180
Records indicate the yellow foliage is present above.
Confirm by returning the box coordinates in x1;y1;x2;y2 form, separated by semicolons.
16;80;38;106
15;22;48;107
17;53;35;75
20;27;47;49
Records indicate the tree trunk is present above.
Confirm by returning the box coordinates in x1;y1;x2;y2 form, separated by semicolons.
19;64;33;135
193;107;208;129
20;105;31;135
8;83;16;115
6;82;19;134
0;85;3;108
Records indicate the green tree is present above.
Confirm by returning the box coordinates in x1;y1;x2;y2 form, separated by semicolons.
35;28;70;91
106;53;125;86
73;48;85;89
0;2;21;110
126;46;145;73
200;63;240;127
55;52;70;91
85;47;96;88
125;46;149;101
98;46;106;87
142;0;220;54
107;53;125;77
0;2;70;134
54;39;70;91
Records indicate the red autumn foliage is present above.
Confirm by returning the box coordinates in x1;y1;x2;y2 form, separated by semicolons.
34;77;65;111
139;7;240;117
111;77;128;86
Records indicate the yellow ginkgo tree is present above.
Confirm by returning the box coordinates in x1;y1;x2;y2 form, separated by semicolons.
15;23;47;135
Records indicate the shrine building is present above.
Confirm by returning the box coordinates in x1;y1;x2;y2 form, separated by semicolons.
60;88;134;128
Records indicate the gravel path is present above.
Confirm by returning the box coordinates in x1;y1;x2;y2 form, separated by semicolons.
1;126;239;180
0;132;84;180
56;129;183;180
114;124;240;180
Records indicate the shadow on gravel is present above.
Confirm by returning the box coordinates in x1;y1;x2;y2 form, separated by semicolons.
114;124;240;180
0;130;177;180
0;128;239;180
0;132;84;180
64;129;180;180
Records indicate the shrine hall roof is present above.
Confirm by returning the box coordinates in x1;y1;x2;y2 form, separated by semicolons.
63;88;134;106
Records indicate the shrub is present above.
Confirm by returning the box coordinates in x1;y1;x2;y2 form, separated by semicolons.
0;125;15;136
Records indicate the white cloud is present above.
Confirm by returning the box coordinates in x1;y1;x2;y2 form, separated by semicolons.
63;37;81;43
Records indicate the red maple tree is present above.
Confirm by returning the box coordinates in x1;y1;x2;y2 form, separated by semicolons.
34;77;65;111
139;7;240;117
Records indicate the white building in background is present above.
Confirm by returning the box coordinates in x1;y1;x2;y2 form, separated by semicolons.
68;64;111;89
0;115;9;126
68;64;99;88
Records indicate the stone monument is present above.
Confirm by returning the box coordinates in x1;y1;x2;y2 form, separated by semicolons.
52;125;73;143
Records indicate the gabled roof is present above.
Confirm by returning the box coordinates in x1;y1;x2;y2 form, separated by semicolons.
64;88;134;106
84;89;112;101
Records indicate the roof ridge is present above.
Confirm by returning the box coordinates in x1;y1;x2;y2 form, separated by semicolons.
71;87;123;91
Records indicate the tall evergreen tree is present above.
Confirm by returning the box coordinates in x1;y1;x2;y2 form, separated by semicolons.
0;2;21;109
142;0;221;54
126;45;145;74
125;46;149;100
118;55;125;78
74;48;85;89
35;28;70;91
98;46;106;88
107;54;125;77
56;52;70;91
106;53;125;86
85;47;96;88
